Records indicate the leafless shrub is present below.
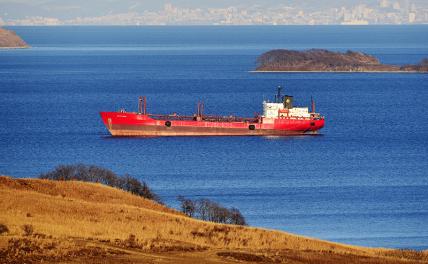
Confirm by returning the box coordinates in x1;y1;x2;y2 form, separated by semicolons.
177;197;246;225
22;224;34;236
177;195;196;217
0;224;9;235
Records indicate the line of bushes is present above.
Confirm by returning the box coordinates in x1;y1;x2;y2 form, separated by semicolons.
38;164;247;226
177;196;247;226
38;164;161;203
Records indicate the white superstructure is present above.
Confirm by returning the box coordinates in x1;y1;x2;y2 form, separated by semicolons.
262;101;310;119
288;107;310;118
263;102;284;118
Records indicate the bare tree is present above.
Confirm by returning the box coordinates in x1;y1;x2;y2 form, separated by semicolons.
177;196;196;217
229;207;247;225
177;196;247;226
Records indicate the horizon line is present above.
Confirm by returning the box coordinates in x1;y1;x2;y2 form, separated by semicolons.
3;24;428;27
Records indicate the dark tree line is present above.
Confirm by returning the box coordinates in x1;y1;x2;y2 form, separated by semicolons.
39;164;161;203
177;196;247;226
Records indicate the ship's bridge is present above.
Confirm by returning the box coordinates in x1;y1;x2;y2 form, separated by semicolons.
262;101;310;119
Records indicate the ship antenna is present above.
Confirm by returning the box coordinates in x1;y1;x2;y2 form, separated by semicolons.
311;96;316;113
143;96;147;115
277;86;282;103
197;101;200;117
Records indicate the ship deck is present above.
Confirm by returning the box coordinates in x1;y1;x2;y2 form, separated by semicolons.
148;114;260;123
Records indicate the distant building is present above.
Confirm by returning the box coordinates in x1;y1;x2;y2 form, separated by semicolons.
379;0;390;8
393;2;401;10
2;1;428;26
341;19;369;25
408;12;416;23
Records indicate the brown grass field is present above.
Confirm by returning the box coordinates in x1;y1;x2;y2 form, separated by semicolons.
0;176;427;264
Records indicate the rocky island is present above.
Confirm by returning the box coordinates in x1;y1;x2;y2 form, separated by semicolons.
0;28;29;48
256;49;428;73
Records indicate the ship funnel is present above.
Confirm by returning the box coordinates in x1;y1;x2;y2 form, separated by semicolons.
283;95;293;109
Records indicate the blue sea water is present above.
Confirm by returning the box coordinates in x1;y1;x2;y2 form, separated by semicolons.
1;26;427;249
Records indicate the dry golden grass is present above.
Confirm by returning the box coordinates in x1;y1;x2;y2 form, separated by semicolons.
1;176;427;264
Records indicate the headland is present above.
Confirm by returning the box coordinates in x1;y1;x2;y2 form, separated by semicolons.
0;28;29;49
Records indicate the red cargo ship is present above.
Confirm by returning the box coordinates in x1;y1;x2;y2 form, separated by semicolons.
100;88;325;137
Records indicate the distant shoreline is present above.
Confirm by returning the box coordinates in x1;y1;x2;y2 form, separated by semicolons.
2;24;428;27
250;70;424;73
0;46;29;49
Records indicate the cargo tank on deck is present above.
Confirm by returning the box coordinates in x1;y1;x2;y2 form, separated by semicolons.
100;87;325;137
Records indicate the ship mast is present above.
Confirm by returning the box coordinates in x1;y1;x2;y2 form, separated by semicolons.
138;96;147;115
275;86;283;103
138;96;143;114
311;96;316;113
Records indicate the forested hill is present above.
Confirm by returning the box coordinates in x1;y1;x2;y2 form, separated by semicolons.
256;49;428;72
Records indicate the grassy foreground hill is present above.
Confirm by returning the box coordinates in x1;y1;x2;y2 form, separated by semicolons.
0;176;427;263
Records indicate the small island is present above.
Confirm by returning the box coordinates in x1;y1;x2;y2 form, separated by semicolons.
256;49;428;73
0;27;29;48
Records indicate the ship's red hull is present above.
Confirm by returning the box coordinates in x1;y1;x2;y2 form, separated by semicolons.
100;112;325;137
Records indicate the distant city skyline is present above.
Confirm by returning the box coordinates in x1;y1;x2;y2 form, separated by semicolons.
1;0;428;25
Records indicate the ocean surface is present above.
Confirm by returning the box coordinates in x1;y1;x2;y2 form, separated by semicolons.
1;26;427;249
